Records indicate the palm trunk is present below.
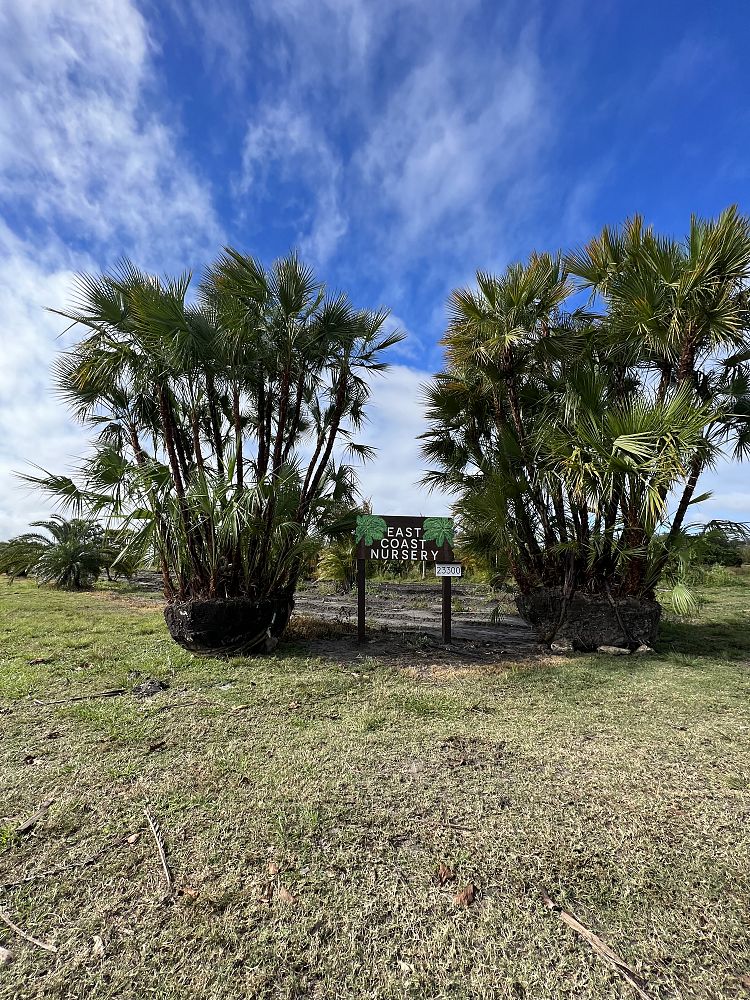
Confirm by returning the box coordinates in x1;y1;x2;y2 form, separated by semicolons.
205;371;225;477
666;452;703;546
129;420;174;599
191;415;206;476
281;372;306;465
272;364;292;472
158;386;206;593
233;385;243;491
298;374;348;523
158;387;186;501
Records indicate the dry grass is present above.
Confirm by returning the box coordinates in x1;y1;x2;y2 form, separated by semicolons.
1;576;750;998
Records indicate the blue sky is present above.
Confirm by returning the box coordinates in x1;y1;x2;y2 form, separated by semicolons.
1;0;749;535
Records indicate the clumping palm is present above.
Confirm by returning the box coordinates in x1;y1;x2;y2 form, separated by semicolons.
30;251;401;652
421;208;750;649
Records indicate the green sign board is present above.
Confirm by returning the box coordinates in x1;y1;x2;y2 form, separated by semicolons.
355;515;454;563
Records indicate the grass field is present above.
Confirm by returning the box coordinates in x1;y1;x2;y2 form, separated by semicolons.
1;574;750;999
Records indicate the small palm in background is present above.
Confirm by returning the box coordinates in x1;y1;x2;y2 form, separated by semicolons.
0;517;104;589
315;537;358;591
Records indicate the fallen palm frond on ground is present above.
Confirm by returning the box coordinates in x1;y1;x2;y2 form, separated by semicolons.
143;808;174;898
14;798;54;836
542;893;652;999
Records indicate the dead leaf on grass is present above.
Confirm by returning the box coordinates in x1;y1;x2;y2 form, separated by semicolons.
125;833;140;846
739;974;750;991
91;935;105;959
28;657;53;665
267;860;280;876
453;883;478;907
177;885;200;900
277;886;297;904
0;946;13;965
435;863;454;886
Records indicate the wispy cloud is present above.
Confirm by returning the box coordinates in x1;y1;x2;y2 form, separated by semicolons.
0;225;88;537
357;32;546;256
165;0;251;91
0;0;221;268
236;4;550;298
240;102;347;265
0;0;224;536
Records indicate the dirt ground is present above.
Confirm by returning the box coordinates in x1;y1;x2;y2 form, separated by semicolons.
291;579;540;666
120;575;541;669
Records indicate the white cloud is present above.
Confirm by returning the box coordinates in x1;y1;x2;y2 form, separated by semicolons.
0;0;224;537
701;491;750;515
252;0;382;92
356;365;450;517
166;0;251;90
235;5;550;313
358;41;544;252
0;231;88;537
693;459;750;523
240;102;347;265
0;0;221;268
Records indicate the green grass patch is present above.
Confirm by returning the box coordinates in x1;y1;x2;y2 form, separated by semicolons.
0;575;749;998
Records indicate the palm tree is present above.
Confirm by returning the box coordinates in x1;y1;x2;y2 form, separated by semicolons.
0;517;104;589
567;206;750;552
26;251;402;653
421;210;750;648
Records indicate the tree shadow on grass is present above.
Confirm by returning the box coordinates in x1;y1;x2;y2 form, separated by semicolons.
498;654;659;699
658;616;750;662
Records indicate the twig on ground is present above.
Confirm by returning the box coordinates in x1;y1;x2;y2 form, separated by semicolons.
15;798;55;836
541;892;652;999
153;699;215;714
0;910;57;953
143;808;173;896
0;847;108;892
442;820;476;832
33;689;126;707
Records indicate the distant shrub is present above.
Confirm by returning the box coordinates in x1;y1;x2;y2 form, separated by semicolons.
316;539;357;591
700;564;739;588
691;531;743;567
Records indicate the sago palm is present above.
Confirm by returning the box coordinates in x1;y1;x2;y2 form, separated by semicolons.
0;517;104;589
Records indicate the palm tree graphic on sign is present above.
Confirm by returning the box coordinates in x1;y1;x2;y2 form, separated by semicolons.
355;514;388;545
421;517;454;547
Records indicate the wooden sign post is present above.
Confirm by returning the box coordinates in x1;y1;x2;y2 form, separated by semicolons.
355;515;460;645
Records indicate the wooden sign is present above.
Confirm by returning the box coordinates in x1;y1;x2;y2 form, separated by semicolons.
355;514;454;563
355;514;458;645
